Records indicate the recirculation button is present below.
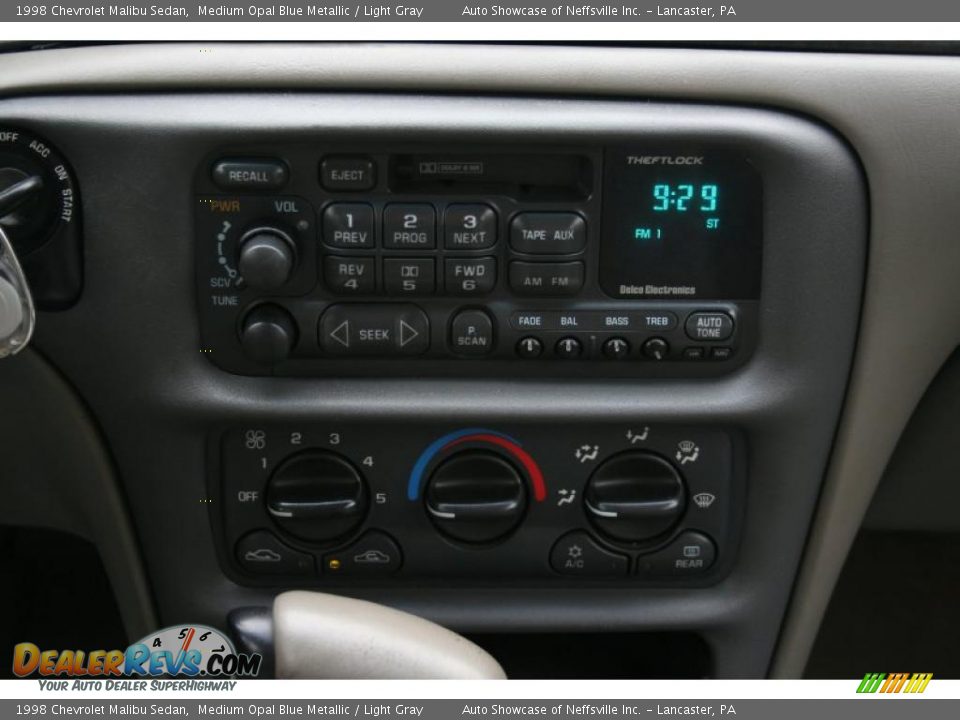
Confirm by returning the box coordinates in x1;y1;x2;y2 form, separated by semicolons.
235;530;315;576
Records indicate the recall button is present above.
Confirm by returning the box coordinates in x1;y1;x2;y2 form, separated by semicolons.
685;312;734;342
319;303;429;356
510;212;587;254
635;531;717;578
320;157;376;192
550;531;628;577
212;159;288;191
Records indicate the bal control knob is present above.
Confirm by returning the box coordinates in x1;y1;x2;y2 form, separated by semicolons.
584;452;686;542
266;451;369;543
239;303;297;365
425;451;527;544
237;227;296;290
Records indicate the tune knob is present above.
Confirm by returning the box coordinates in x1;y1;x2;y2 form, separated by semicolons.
425;451;527;544
584;452;686;542
239;303;297;364
266;451;368;543
237;227;296;290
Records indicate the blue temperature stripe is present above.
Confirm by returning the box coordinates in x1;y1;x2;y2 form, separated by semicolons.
407;428;521;500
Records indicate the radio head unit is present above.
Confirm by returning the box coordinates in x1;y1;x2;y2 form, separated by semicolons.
195;142;762;377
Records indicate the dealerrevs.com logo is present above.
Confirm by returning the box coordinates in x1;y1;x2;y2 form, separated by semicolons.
13;625;262;679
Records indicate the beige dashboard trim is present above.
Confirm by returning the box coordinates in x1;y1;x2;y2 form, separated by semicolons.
2;42;956;675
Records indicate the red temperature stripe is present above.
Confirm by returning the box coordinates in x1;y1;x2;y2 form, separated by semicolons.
442;434;547;502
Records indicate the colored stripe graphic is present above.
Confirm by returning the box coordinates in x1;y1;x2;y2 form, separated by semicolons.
857;672;932;694
407;428;546;502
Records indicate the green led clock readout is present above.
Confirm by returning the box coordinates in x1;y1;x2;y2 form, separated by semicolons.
636;183;721;239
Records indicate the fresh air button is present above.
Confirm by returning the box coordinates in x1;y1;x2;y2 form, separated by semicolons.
384;204;436;250
212;159;288;191
550;531;628;577
450;309;494;356
384;258;435;295
445;204;498;250
510;212;587;254
635;531;717;578
236;530;315;576
323;203;375;249
685;312;734;341
320;157;376;191
319;303;429;356
324;256;376;295
509;261;584;297
322;531;402;576
445;257;497;295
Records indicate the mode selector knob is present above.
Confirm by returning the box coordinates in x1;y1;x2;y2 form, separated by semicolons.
266;451;369;543
238;227;296;290
425;451;527;544
584;452;686;542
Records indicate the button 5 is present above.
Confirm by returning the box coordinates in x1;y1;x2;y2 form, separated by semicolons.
384;258;435;295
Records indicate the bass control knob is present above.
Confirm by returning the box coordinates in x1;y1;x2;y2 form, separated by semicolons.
237;227;296;290
425;451;527;544
239;303;297;365
584;452;686;542
266;451;368;543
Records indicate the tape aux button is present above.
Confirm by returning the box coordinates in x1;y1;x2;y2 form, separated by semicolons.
510;213;587;254
319;303;429;356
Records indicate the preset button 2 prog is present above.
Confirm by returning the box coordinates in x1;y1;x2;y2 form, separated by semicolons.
319;304;429;356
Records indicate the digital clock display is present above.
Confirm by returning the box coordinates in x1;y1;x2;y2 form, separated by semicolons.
600;149;762;300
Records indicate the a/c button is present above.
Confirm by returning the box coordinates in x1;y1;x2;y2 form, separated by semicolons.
550;531;628;577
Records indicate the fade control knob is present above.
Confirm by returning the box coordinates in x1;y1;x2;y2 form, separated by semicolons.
425;450;527;544
584;452;687;542
237;227;296;290
266;451;369;544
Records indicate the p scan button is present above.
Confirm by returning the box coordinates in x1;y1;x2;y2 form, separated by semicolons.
319;303;429;356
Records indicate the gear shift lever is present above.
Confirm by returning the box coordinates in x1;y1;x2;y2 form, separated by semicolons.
233;591;506;679
0;224;35;358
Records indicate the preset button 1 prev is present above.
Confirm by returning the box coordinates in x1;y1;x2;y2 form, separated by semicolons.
319;304;429;356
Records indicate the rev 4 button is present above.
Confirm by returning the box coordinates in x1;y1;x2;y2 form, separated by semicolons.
319;303;429;356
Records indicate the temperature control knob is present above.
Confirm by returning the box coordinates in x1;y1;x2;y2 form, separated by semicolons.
238;227;296;290
266;451;368;543
239;303;297;365
425;451;527;544
584;452;686;542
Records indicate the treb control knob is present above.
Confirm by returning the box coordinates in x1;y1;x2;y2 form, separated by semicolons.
237;227;296;290
584;452;686;542
425;450;527;544
266;451;369;543
239;303;297;365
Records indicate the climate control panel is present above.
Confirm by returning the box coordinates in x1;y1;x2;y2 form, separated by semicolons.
195;143;760;377
212;422;742;585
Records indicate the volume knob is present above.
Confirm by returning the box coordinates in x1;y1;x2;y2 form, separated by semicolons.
237;227;296;290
